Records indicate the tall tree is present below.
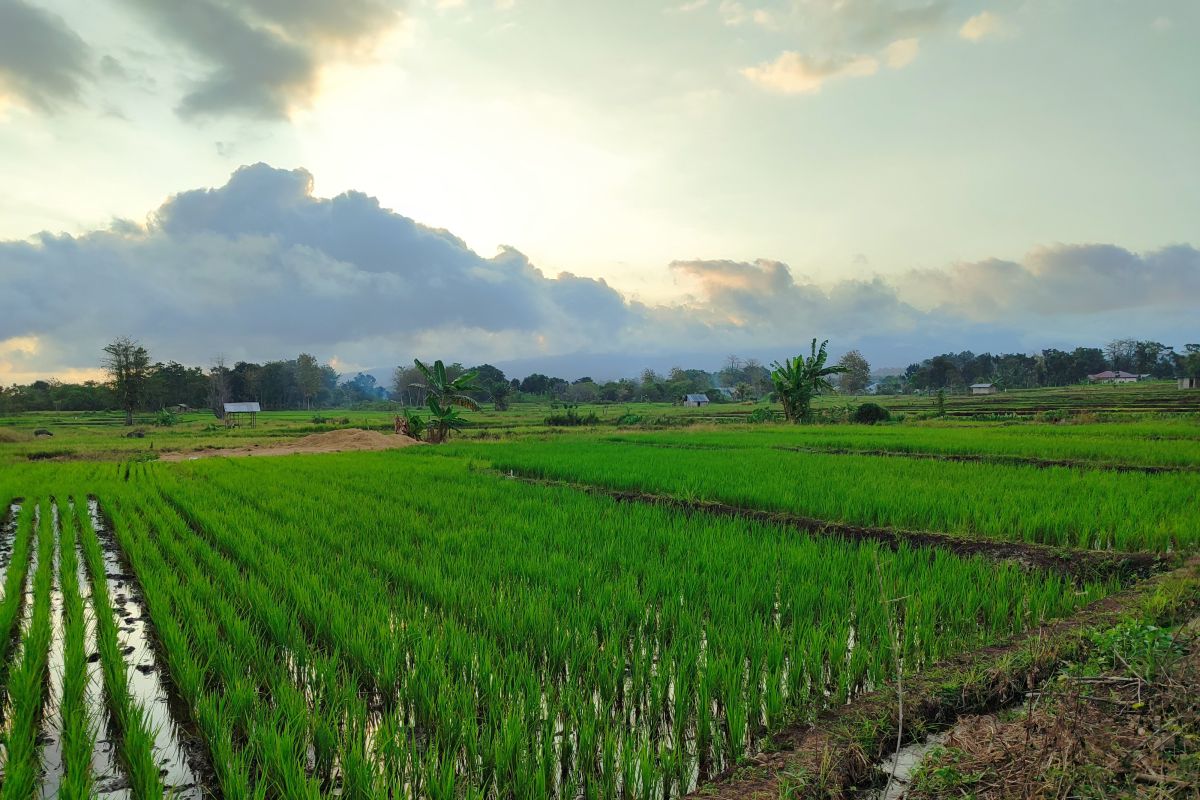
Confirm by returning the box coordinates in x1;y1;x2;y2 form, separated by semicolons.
770;339;847;423
836;349;871;394
102;336;151;425
208;356;231;418
295;353;322;410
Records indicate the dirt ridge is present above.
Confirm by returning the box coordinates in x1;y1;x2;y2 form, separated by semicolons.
160;427;423;461
504;473;1165;582
686;557;1200;799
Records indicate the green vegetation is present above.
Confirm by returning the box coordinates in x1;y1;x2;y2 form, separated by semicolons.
478;440;1199;550
76;501;167;798
770;339;847;422
0;453;1117;797
600;418;1200;468
0;381;1198;797
1;502;54;799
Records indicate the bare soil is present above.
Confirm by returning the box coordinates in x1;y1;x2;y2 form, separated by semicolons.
160;428;424;461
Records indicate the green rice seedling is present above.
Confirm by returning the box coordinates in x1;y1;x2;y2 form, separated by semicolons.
63;451;1119;797
1;501;54;800
75;502;165;800
481;440;1198;551
0;502;35;673
57;506;96;800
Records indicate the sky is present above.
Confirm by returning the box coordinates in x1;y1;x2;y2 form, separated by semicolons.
0;0;1197;383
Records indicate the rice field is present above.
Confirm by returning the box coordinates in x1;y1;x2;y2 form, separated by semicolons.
1;401;1197;797
473;440;1200;552
0;451;1120;798
599;418;1200;469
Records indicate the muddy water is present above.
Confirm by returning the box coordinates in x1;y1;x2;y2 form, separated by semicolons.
863;730;949;800
1;504;39;735
0;501;22;595
80;541;133;798
87;499;206;799
38;502;67;798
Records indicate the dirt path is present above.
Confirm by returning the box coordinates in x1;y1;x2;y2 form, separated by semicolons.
159;428;424;461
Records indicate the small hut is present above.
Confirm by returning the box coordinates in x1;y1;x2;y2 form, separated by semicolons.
683;393;710;407
969;383;998;395
223;402;261;428
1180;377;1200;390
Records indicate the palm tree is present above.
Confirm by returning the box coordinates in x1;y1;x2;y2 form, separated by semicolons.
770;339;847;423
411;359;481;442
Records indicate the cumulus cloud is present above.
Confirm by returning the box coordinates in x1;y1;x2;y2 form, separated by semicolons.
119;0;405;119
0;0;90;112
959;10;1002;41
741;51;878;94
0;165;1196;380
884;37;919;68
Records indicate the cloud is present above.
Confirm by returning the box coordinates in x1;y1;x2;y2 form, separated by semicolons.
666;0;708;12
1;165;1196;381
742;51;878;94
799;0;949;47
959;10;1001;41
883;37;919;68
118;0;405;119
0;0;90;112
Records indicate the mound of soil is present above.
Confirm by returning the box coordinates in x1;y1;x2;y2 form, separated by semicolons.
161;428;423;461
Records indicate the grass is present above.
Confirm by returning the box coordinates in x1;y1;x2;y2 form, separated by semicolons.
470;439;1200;551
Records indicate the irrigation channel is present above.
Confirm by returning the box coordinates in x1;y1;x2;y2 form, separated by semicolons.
0;498;205;797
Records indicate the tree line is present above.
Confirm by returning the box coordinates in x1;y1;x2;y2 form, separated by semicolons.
2;336;1197;416
898;340;1200;394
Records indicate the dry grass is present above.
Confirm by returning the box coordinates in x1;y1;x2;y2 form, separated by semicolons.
909;623;1200;799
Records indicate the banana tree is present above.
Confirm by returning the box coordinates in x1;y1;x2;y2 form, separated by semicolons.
411;359;481;443
770;339;847;423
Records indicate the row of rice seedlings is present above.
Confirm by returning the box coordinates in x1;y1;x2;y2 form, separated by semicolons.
0;503;34;672
477;440;1198;551
57;499;96;799
73;501;166;799
101;489;334;797
600;419;1200;468
140;455;1112;797
1;501;54;799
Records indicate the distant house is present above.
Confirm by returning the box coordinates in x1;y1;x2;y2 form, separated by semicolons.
683;393;710;407
714;387;736;399
969;383;998;395
864;382;880;395
223;401;261;428
1088;370;1139;384
1180;377;1200;390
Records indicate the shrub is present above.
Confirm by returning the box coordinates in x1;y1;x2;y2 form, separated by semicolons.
545;408;600;426
747;408;777;424
851;402;891;424
154;409;179;427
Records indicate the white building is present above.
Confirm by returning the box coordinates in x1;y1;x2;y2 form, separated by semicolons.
969;383;998;395
1087;370;1139;384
